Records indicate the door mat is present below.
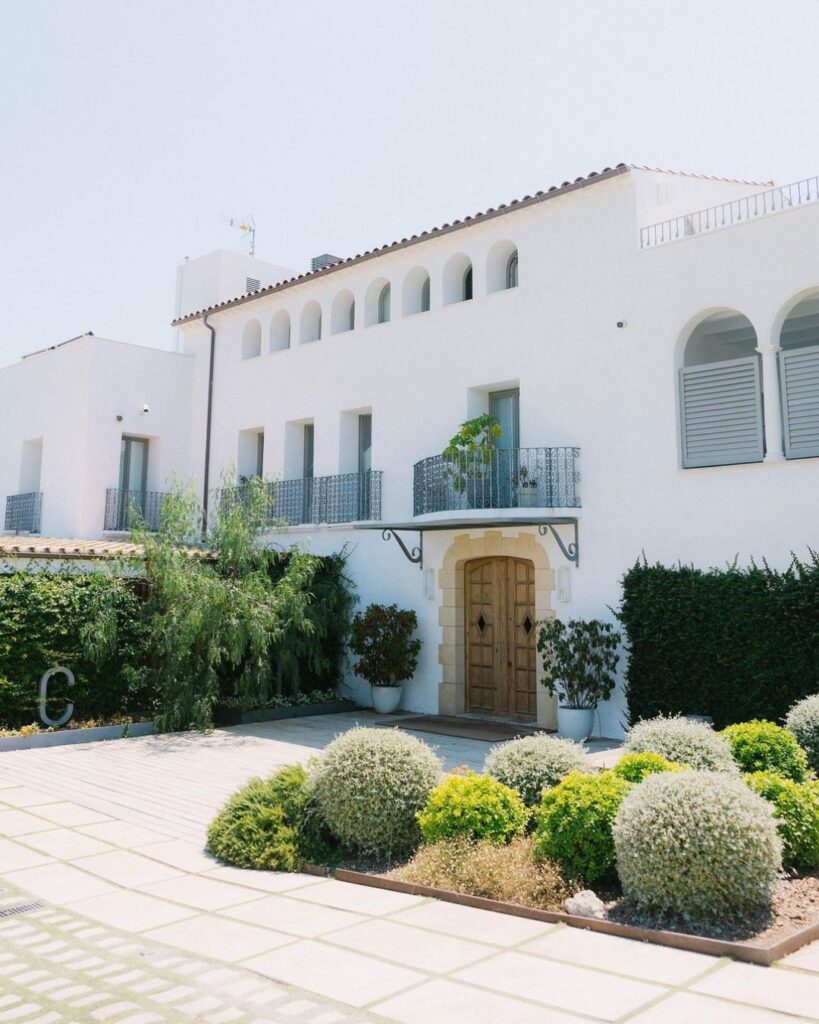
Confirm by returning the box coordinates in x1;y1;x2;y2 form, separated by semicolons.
382;715;546;743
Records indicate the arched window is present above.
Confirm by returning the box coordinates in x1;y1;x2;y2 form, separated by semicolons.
377;283;391;324
442;253;473;305
241;319;261;359
269;310;290;352
679;311;762;468
506;251;519;289
402;267;430;316
779;294;819;459
486;240;518;292
300;301;322;343
331;290;356;335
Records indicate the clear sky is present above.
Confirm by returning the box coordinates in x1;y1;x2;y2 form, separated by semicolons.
2;0;818;364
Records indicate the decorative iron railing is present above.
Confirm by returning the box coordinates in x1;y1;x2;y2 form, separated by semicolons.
640;175;819;249
104;488;166;531
4;492;42;533
220;471;382;527
413;446;580;516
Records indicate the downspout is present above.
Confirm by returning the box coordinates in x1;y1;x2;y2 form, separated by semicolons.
202;313;217;531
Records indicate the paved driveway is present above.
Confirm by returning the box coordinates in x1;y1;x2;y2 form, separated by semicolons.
1;712;819;1023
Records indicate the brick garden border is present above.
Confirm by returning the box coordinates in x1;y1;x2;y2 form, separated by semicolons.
335;868;819;966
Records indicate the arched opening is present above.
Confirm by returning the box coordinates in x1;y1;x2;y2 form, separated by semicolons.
443;253;473;305
402;267;431;316
365;277;391;326
300;301;322;343
778;294;819;459
269;310;291;352
679;310;762;468
487;240;519;293
241;319;262;359
331;289;356;335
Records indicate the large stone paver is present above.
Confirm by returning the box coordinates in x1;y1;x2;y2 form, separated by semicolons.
1;711;819;1023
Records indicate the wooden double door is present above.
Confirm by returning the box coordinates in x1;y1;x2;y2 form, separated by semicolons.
465;557;537;718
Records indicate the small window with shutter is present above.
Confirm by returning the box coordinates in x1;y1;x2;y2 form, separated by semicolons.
779;296;819;460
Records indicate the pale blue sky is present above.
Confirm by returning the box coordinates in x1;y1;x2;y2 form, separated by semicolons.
1;0;818;362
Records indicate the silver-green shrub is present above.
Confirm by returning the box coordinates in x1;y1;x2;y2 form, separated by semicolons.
785;694;819;773
310;727;442;858
625;715;738;773
613;772;782;920
485;734;591;807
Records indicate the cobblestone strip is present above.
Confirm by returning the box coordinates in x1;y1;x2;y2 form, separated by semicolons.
0;883;383;1024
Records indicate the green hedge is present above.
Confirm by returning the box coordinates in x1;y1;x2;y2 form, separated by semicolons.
0;572;148;729
619;557;819;729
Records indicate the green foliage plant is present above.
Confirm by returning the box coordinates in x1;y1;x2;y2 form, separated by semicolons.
348;604;421;688
206;764;335;871
618;556;819;728
533;770;633;883
537;618;620;709
611;752;684;784
786;694;819;773
745;771;819;871
484;734;591;807
417;772;529;845
310;727;442;858
625;715;738;773
722;720;809;781
613;771;782;921
441;414;502;494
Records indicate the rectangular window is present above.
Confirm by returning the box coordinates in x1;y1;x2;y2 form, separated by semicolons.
358;414;372;475
256;431;265;477
119;436;148;494
489;389;520;449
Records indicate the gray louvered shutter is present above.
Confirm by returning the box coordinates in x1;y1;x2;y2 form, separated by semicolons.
679;357;764;468
780;344;819;459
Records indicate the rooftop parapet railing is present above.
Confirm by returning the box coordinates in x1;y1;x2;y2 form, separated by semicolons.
4;492;42;533
640;175;819;249
413;446;580;517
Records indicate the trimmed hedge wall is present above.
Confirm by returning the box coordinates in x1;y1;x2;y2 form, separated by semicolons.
619;558;819;729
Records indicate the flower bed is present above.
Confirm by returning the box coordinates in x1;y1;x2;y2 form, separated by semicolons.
204;698;819;965
0;717;153;752
213;690;355;726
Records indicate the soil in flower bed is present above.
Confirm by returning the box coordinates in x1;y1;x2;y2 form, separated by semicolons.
605;872;819;947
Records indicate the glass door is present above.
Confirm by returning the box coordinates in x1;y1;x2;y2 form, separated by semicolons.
302;424;314;522
118;436;148;528
357;414;372;519
489;389;519;507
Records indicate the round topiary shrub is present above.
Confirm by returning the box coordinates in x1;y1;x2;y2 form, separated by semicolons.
310;727;441;858
484;734;591;807
206;764;326;871
625;715;738;773
745;771;819;871
611;752;684;784
418;772;529;845
533;770;633;883
722;720;808;781
613;771;782;921
786;694;819;774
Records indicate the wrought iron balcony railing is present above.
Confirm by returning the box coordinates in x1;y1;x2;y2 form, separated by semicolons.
221;471;382;527
4;492;42;533
640;174;819;249
104;488;166;532
413;446;580;516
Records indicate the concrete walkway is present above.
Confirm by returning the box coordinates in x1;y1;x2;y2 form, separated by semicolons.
0;712;818;1023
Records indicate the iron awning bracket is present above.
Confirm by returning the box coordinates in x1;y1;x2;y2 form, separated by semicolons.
381;528;423;567
538;521;579;566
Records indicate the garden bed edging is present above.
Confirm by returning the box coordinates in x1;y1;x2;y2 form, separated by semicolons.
334;868;819;966
0;721;154;753
213;699;356;726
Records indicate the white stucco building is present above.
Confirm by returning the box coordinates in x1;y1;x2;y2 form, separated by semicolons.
4;162;819;737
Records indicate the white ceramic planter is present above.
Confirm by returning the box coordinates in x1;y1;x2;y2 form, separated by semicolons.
557;706;594;742
371;686;402;714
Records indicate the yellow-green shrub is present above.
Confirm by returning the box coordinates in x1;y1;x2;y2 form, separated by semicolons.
418;772;528;845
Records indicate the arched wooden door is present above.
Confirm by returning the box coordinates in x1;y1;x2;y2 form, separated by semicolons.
464;557;537;718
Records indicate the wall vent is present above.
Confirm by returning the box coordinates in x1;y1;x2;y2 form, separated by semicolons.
246;277;261;293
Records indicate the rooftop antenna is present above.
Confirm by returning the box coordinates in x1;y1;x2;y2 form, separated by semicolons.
224;214;256;257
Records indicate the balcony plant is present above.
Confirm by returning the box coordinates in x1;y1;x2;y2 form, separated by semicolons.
537;618;620;740
442;414;501;509
516;463;540;508
349;603;422;713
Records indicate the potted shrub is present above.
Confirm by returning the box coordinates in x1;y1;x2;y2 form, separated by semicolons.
516;464;540;508
349;603;422;713
442;414;501;509
537;617;620;740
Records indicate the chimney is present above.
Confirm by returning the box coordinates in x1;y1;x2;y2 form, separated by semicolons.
311;253;343;272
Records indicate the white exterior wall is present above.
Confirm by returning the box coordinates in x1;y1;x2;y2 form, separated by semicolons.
4;170;819;737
